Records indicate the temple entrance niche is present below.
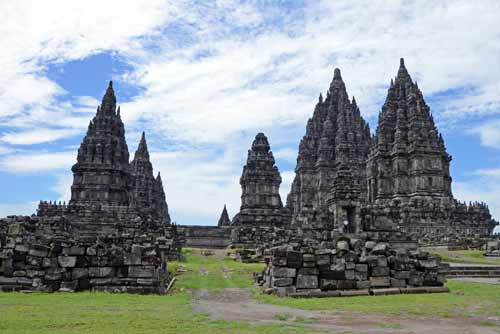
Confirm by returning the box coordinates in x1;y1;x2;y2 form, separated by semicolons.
344;206;356;233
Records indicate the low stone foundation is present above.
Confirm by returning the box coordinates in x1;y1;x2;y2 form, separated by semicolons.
259;237;448;296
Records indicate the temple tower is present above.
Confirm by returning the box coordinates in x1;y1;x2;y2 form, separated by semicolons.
367;58;452;204
286;68;370;227
70;81;131;206
232;133;290;225
217;205;231;226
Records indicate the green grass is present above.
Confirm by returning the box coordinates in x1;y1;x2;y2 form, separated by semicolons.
256;280;500;318
169;248;265;290
0;291;308;334
428;248;500;265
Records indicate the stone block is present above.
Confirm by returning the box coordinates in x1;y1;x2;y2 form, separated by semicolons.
45;268;66;281
0;277;17;284
345;270;355;280
302;261;316;268
26;256;42;267
272;257;287;266
72;268;89;280
87;247;97;256
315;254;331;266
390;278;406;288
371;266;390;277
356;280;371;289
345;262;356;270
337;240;349;251
90;278;113;286
365;241;376;250
272;267;296;278
14;244;29;253
354;271;367;281
417;258;439;269
340;289;369;297
330;263;345;271
42;257;58;268
28;248;48;258
129;266;155;278
369;276;390;288
376;256;388;267
64;247;85;256
320;279;337;290
298;268;319;275
337;280;356;290
303;254;315;262
355;264;368;272
274;286;296;297
271;277;293;287
371;288;400;296
392;270;410;279
58;256;77;268
296;274;318;289
16;277;33;286
89;267;114;278
371;243;388;255
59;280;78;292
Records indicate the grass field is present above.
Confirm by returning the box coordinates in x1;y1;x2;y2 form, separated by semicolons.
428;248;500;265
1;248;499;334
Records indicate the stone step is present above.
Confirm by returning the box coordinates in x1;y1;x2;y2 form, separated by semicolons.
446;265;500;278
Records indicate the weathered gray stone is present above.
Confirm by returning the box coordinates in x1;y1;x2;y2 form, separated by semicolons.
129;266;155;278
272;267;296;278
58;256;77;268
296;275;318;289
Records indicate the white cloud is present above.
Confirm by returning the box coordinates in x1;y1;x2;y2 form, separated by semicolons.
2;1;500;226
1;128;80;145
274;148;298;163
0;151;75;173
468;120;500;149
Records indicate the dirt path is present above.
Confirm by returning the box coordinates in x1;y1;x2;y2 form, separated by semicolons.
192;288;500;334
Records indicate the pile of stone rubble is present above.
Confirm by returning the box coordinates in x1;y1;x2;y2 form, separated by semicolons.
258;237;449;297
0;216;178;293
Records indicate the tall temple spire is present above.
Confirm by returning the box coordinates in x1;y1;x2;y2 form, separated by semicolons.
395;57;411;83
134;132;150;161
367;59;452;202
287;66;370;227
70;81;130;206
217;204;231;226
101;80;117;115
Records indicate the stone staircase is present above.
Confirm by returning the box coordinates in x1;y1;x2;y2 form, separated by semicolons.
447;264;500;278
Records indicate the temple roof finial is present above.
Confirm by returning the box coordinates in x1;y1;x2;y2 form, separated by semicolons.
334;68;342;80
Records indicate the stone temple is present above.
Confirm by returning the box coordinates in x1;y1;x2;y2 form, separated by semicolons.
232;133;291;226
0;82;178;293
0;59;498;295
232;59;497;246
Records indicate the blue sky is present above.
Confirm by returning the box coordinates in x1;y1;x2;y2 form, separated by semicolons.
0;1;499;232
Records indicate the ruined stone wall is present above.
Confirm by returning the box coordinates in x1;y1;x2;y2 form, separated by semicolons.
177;226;232;248
260;237;448;296
362;199;497;246
0;216;178;293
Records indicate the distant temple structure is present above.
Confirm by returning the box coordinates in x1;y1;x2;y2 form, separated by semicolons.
278;59;497;244
0;82;178;294
232;133;291;226
38;81;171;229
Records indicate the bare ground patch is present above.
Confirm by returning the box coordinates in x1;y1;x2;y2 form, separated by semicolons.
192;288;500;334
